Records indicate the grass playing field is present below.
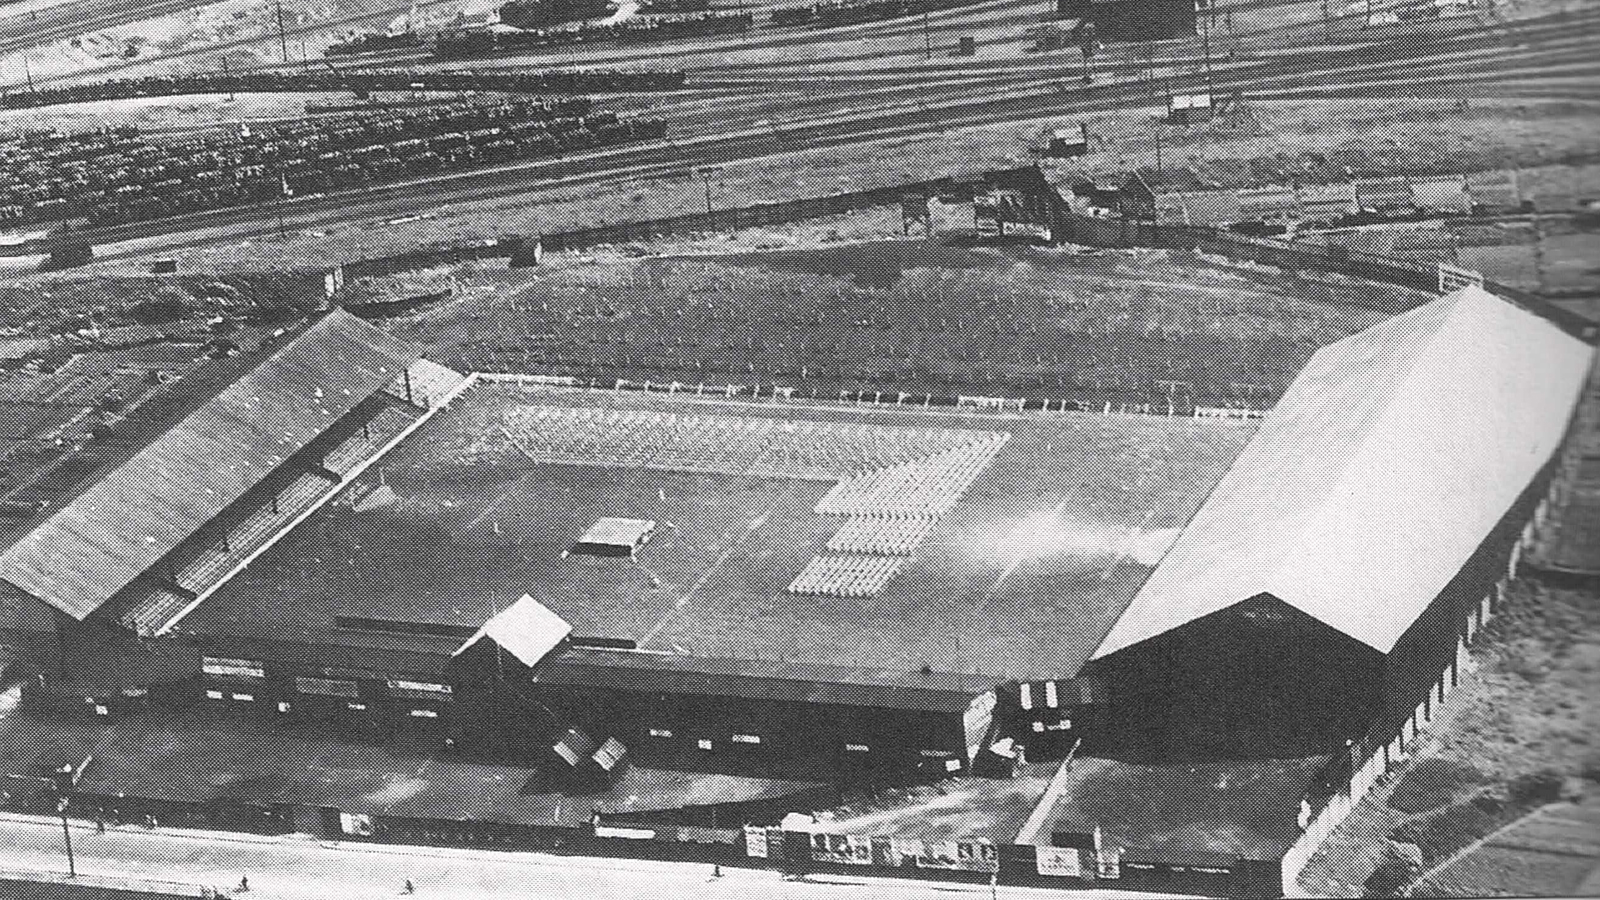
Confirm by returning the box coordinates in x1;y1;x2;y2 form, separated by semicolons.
182;379;1253;682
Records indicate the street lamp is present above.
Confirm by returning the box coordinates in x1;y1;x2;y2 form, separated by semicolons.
56;796;76;878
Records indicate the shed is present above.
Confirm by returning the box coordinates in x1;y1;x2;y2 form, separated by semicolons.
571;517;657;557
1409;177;1471;215
1297;182;1357;222
1153;190;1242;226
1060;0;1197;41
1236;185;1302;222
1465;171;1522;213
1354;176;1413;214
1168;94;1213;125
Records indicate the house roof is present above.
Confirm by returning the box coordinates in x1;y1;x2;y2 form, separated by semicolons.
0;311;418;619
1094;285;1595;658
454;593;572;669
1410;178;1471;212
1236;186;1302;216
1154;190;1243;226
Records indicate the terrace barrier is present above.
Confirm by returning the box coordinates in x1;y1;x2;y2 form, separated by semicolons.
328;163;1592;344
475;373;1268;419
1048;210;1598;342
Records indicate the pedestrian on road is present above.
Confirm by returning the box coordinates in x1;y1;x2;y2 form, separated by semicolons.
403;878;415;894
95;817;105;834
712;864;722;878
238;875;250;893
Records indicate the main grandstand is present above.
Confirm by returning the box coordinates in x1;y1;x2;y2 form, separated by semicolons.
0;284;1591;843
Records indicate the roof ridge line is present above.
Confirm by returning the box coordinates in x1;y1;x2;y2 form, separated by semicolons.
1255;289;1474;647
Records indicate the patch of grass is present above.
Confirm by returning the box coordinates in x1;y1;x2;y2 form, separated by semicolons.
1433;583;1600;785
1388;757;1482;816
1390;802;1501;864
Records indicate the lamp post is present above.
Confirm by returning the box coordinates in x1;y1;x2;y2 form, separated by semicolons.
56;796;76;878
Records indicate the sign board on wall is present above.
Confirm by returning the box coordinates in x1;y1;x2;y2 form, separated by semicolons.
810;833;872;865
916;841;998;872
1096;846;1122;879
744;826;769;858
1036;845;1086;878
339;812;374;836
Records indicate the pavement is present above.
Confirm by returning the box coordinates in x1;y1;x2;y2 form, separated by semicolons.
0;814;1177;900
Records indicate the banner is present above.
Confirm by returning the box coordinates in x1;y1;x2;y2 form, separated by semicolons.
1096;846;1122;879
810;833;872;865
873;836;922;868
744;826;769;858
1036;845;1085;878
339;812;374;836
957;842;1000;873
916;841;962;870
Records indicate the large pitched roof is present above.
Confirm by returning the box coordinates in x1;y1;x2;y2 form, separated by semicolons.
0;311;418;619
1095;285;1595;658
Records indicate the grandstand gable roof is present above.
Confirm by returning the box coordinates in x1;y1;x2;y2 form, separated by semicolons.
1094;285;1594;658
454;594;572;669
0;311;419;619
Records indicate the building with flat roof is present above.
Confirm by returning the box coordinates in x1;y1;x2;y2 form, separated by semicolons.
1058;0;1198;41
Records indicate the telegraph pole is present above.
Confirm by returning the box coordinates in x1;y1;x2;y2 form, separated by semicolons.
274;0;290;64
57;797;75;878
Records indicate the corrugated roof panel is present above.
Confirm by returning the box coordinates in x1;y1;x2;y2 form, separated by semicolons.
0;311;419;619
1094;285;1594;658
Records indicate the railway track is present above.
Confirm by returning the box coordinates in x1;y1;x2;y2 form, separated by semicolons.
15;0;1596;256
76;51;1599;255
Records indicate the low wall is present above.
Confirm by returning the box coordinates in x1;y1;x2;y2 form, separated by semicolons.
1049;212;1597;341
333;166;1049;282
0;870;203;899
1277;497;1545;895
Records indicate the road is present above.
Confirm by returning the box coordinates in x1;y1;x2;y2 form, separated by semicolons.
0;814;1161;900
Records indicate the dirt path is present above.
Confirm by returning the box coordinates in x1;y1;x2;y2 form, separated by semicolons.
1401;804;1558;897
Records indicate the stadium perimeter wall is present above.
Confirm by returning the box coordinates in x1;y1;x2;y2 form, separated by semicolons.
324;165;1594;346
1279;458;1569;895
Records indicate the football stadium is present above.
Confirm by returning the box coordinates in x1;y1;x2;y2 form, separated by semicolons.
0;283;1592;889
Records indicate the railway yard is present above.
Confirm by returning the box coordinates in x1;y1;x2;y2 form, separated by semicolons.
0;0;1592;266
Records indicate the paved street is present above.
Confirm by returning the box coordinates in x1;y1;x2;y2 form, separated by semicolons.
0;815;1175;900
